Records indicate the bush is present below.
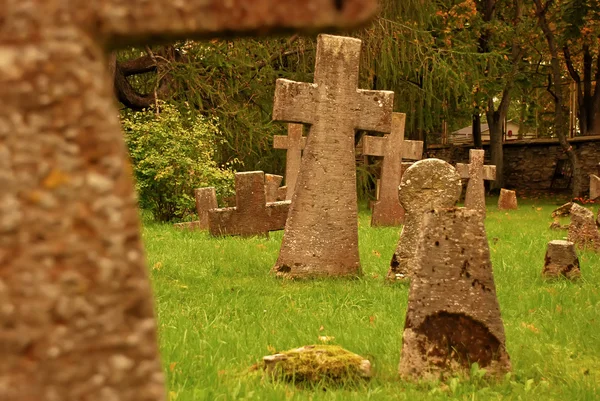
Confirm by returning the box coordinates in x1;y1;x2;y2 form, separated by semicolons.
122;103;235;222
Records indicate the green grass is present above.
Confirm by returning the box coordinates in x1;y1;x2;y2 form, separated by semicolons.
143;197;600;401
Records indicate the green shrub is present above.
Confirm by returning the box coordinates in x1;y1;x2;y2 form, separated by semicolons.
122;103;235;222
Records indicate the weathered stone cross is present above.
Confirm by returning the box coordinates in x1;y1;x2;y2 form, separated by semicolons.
273;123;307;201
0;1;378;399
456;149;497;215
271;34;394;278
363;112;423;226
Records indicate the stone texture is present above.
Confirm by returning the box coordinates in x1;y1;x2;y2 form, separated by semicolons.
542;240;581;279
209;171;290;237
363;113;423;226
497;188;518;210
399;208;511;380
456;149;496;215
590;174;600;199
271;34;394;278
567;203;600;251
265;174;284;203
170;187;221;231
0;2;380;399
274;124;307;200
387;159;462;281
552;202;574;217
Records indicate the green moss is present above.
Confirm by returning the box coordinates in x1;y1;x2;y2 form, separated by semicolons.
261;345;371;387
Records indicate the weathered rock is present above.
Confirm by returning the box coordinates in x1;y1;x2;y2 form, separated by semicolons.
456;149;496;215
549;218;569;231
209;171;290;237
567;203;600;251
590;174;600;199
551;202;573;217
261;345;371;385
399;208;511;380
364;113;423;226
542;240;580;279
497;188;518;210
272;34;394;278
277;186;288;201
274;124;306;201
265;174;284;203
387;159;462;281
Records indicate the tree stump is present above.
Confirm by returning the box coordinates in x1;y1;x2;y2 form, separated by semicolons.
497;189;517;210
542;240;581;279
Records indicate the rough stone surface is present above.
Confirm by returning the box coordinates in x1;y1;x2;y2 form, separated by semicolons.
277;186;288;201
399;208;511;380
209;171;290;237
567;203;600;251
363;113;423;226
590;174;600;199
456;149;496;215
265;174;284;203
542;240;580;279
271;34;394;278
497;189;518;210
552;202;574;217
274;124;307;200
194;187;219;229
0;2;380;398
387;159;462;281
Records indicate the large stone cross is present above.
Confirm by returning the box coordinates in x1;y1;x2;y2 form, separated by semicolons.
273;123;307;200
0;2;379;400
456;149;496;215
271;34;394;278
363;112;423;226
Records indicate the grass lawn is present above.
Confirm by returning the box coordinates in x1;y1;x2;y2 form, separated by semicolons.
143;197;600;401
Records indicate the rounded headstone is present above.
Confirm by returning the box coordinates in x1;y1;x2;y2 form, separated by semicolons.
497;188;518;210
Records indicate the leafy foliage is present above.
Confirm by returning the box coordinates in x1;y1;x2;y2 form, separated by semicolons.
122;102;234;222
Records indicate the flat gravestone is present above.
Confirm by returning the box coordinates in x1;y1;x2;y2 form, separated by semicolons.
209;171;290;237
271;34;394;278
542;240;581;279
387;159;462;281
174;187;218;231
0;2;379;399
457;149;496;215
399;208;511;380
274;124;307;201
363;113;423;226
568;203;600;251
265;174;284;203
590;174;600;200
497;188;518;210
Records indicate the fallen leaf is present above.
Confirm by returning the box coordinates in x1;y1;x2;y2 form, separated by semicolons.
319;325;324;332
369;316;376;325
153;262;163;271
169;362;177;372
267;345;276;353
318;336;335;343
521;322;540;333
372;250;381;257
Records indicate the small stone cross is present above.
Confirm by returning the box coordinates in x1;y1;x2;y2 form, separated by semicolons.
271;34;394;278
209;171;290;237
363;113;423;226
456;149;496;215
273;123;307;200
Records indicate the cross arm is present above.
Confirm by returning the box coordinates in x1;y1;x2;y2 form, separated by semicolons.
362;135;386;157
354;90;394;133
272;79;317;125
89;0;379;48
483;165;497;181
402;140;424;161
273;135;307;150
456;163;470;179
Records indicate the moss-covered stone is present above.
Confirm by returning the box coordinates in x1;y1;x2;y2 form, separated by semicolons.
260;345;371;386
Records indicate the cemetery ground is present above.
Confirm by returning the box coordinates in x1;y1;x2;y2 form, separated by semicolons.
143;198;600;401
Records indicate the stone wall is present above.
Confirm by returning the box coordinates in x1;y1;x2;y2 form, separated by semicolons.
426;136;600;195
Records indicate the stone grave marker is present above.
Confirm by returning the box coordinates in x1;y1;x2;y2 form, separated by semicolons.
399;208;511;380
0;1;379;399
542;240;581;279
568;203;600;251
363;112;423;226
590;174;600;200
271;34;394;278
456;149;496;215
274;123;307;201
265;174;284;203
497;188;518;210
209;171;290;237
387;159;462;281
174;187;218;231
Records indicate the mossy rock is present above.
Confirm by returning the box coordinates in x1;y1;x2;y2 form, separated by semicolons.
260;345;371;386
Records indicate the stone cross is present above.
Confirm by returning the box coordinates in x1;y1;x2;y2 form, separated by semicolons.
274;124;307;201
265;174;284;203
399;208;511;380
209;171;290;237
363;112;423;226
456;149;496;215
387;159;462;281
271;34;394;278
0;2;379;399
173;187;218;231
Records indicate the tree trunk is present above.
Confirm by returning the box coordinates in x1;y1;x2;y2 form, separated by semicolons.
473;111;482;148
486;104;505;190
